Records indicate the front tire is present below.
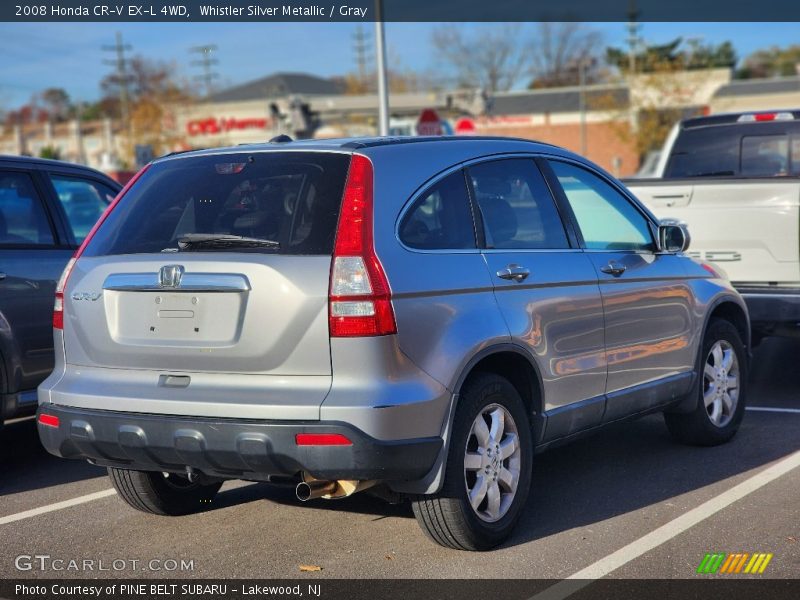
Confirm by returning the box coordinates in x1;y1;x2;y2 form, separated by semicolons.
108;468;222;516
664;319;747;446
412;373;533;551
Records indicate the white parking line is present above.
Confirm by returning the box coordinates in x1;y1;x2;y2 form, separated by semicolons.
747;406;800;414
532;449;800;600
0;489;116;526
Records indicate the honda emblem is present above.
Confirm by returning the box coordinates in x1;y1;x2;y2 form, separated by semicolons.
159;265;184;288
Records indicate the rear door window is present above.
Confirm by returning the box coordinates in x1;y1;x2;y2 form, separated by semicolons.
0;171;55;246
468;158;569;249
82;152;351;257
49;174;117;243
399;171;476;250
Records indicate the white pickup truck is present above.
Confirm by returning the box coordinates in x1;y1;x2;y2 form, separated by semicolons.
625;110;800;342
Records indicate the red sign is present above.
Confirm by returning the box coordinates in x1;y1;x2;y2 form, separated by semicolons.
416;108;443;136
187;117;269;136
455;117;476;135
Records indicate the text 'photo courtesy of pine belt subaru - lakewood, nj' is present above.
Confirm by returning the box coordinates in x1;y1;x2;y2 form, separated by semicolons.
36;136;750;551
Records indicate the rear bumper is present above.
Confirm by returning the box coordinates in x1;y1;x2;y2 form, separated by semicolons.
36;404;442;483
737;287;800;331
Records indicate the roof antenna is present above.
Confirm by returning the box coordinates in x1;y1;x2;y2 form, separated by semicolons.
269;134;293;143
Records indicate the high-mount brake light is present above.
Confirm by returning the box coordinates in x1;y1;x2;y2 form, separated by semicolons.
328;155;397;337
737;112;794;123
53;164;151;330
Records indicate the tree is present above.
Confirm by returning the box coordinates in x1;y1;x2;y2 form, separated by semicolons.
736;45;800;79
607;38;737;74
527;23;604;89
4;100;49;127
39;146;62;160
98;56;193;156
40;88;71;122
431;24;526;93
592;57;705;158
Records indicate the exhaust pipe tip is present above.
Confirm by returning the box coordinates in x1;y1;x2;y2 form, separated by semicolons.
296;480;338;502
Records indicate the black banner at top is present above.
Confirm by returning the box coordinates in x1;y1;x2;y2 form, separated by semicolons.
3;0;800;22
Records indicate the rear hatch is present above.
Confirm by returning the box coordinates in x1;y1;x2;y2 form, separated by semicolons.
59;150;351;418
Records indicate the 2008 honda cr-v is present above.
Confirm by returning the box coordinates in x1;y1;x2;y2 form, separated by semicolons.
37;136;749;550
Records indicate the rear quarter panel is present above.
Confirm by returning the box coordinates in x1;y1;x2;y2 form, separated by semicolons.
367;146;513;397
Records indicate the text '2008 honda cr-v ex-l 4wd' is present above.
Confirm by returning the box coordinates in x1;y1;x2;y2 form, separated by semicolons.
37;136;750;550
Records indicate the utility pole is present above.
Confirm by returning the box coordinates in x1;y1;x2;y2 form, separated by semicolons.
579;59;587;156
352;26;371;90
102;32;132;135
626;0;641;74
190;44;219;98
374;0;389;136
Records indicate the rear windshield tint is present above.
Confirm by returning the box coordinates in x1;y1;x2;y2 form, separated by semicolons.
82;152;351;256
665;124;800;178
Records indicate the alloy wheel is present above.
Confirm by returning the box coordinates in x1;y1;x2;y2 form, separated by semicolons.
703;340;739;428
463;403;522;523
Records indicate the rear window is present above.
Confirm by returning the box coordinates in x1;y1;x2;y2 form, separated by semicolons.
664;124;800;178
82;152;351;257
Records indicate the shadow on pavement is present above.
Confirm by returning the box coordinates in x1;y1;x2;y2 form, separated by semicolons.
3;337;799;543
254;336;800;547
0;418;105;497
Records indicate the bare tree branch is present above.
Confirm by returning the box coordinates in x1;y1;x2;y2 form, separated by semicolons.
528;23;604;88
431;24;526;93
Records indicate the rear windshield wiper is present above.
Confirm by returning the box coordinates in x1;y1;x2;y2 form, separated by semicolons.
167;234;281;251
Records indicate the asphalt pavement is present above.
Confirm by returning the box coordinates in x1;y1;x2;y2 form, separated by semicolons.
1;337;798;581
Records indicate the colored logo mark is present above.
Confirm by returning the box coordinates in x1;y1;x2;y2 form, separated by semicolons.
697;552;773;574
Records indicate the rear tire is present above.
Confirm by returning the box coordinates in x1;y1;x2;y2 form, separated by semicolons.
108;468;222;516
412;373;533;551
664;319;747;446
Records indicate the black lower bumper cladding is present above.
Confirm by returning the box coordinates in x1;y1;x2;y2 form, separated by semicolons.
36;405;441;482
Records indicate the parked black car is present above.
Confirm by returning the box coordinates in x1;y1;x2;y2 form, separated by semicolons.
0;156;121;428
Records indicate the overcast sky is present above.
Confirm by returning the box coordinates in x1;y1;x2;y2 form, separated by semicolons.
1;22;798;109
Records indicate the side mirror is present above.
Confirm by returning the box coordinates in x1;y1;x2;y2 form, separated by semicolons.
658;222;690;253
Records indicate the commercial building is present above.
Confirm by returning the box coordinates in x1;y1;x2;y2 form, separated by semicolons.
4;70;800;177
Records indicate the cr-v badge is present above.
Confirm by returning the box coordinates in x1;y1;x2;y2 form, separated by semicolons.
72;292;102;301
159;265;184;288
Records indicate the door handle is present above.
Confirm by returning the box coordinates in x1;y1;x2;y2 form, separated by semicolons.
0;272;6;280
496;264;530;282
600;261;627;277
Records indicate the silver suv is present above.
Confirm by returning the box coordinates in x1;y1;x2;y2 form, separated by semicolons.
38;137;749;550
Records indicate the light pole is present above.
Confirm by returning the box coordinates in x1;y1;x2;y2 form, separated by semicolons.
579;58;587;156
374;0;390;136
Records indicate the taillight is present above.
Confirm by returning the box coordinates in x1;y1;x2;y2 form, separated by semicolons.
52;164;151;330
329;155;396;337
52;257;76;329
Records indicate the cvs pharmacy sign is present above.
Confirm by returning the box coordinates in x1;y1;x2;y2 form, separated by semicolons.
187;117;269;136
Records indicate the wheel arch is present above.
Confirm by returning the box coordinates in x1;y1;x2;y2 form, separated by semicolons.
390;343;545;495
669;293;750;414
452;344;545;425
707;298;751;354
